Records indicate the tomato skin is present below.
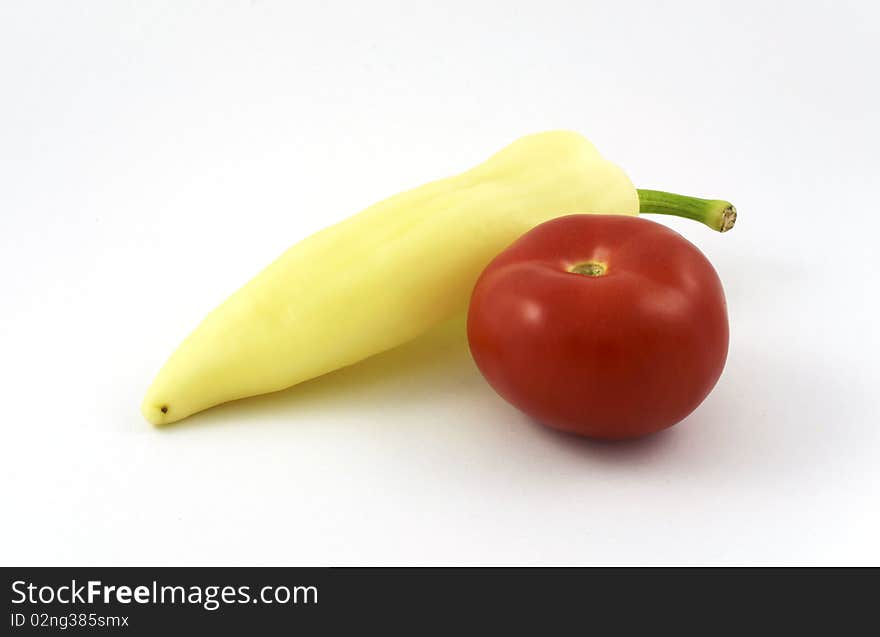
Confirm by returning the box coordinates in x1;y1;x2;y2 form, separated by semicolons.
467;215;728;440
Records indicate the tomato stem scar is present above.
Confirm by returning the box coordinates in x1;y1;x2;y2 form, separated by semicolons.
569;262;607;277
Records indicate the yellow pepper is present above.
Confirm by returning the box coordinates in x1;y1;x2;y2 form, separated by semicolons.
142;130;735;425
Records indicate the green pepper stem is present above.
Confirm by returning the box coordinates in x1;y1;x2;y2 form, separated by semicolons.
637;189;737;232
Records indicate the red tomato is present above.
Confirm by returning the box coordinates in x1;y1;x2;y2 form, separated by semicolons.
467;215;728;440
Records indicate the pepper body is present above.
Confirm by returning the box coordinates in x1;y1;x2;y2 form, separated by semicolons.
142;131;638;424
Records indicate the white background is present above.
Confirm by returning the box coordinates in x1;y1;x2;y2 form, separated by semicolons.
2;1;878;565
